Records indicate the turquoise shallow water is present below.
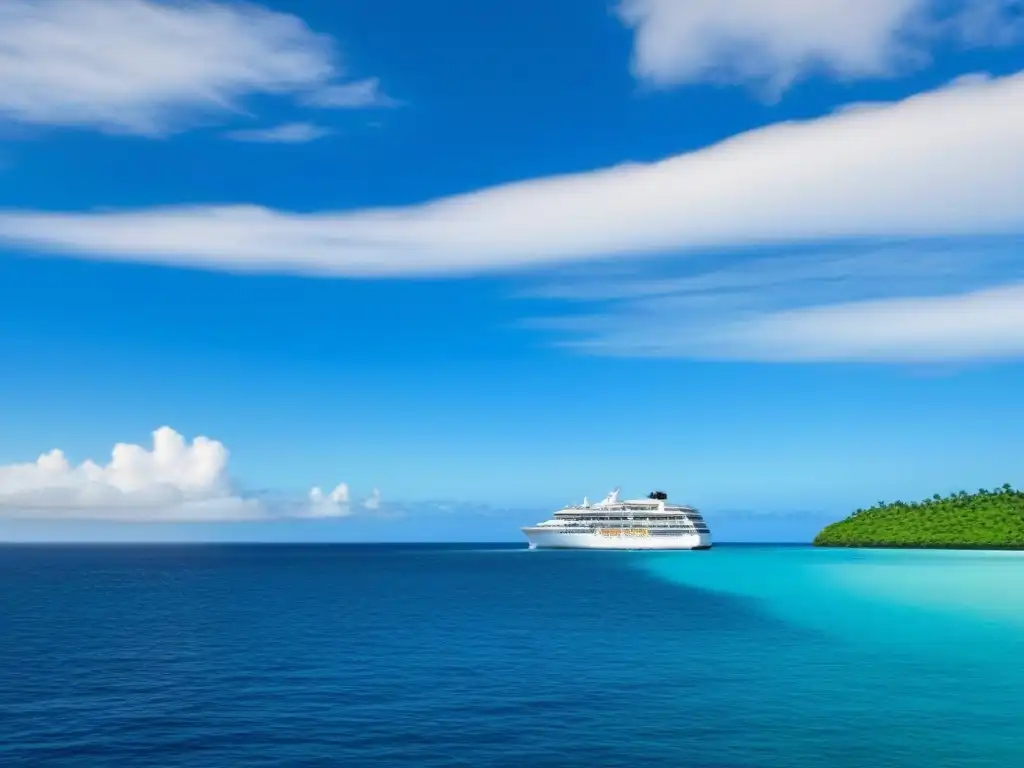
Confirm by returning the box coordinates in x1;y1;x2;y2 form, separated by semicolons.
636;546;1024;767
2;544;1023;767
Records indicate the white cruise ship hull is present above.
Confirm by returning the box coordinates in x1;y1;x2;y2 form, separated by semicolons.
522;527;712;550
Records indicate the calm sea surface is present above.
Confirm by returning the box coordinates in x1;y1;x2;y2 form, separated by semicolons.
2;544;1023;767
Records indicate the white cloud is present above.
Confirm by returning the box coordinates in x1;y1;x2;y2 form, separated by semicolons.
708;283;1024;362
305;482;352;518
617;0;1024;95
225;122;332;143
301;77;398;108
0;426;260;520
0;72;1020;275
527;238;1022;302
0;426;368;521
301;484;385;517
944;0;1024;47
529;239;1024;362
0;0;393;135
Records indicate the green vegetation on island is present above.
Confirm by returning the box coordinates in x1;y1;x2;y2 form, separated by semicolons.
813;484;1024;549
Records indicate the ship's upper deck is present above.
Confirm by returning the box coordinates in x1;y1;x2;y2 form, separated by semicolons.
552;488;699;516
556;502;695;513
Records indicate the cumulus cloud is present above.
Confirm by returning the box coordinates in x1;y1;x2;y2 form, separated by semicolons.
0;426;369;522
0;426;258;520
305;482;352;518
224;122;332;144
0;0;395;136
617;0;1024;95
0;72;1020;276
295;484;385;517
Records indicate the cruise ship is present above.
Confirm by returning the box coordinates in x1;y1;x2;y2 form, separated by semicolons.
522;489;712;550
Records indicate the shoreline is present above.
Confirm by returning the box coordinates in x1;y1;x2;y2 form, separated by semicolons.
813;485;1023;550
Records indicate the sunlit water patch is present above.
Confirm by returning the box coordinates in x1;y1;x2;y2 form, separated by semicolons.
635;545;1024;640
631;545;1024;766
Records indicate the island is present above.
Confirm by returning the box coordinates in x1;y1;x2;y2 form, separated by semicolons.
813;484;1024;549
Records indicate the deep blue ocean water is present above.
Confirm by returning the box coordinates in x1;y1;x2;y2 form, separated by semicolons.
2;544;1024;767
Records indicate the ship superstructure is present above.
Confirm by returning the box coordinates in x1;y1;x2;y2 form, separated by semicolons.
522;489;712;550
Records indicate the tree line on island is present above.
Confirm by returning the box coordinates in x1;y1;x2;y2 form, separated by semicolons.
813;484;1024;549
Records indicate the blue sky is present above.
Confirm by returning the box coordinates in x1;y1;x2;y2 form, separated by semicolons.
0;0;1022;542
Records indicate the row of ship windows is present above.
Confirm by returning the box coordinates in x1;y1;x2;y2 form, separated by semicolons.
554;527;709;534
555;521;705;525
562;512;697;516
552;531;708;536
555;516;705;522
555;523;708;529
555;521;707;526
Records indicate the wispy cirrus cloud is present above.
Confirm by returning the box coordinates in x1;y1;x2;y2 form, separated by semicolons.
526;238;1023;303
224;122;332;144
524;237;1024;363
0;72;1020;277
301;77;400;109
618;0;1024;96
0;72;1020;363
0;0;396;137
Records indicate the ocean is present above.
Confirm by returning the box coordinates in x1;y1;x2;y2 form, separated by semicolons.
2;543;1023;767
